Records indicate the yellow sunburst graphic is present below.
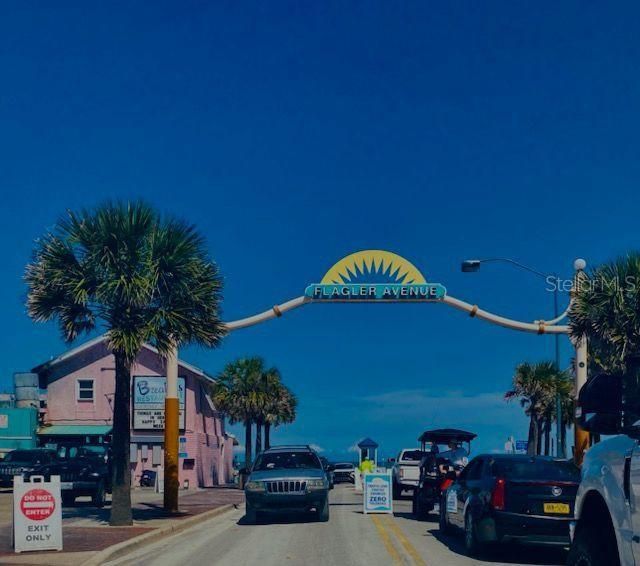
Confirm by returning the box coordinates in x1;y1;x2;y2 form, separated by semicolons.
320;250;426;285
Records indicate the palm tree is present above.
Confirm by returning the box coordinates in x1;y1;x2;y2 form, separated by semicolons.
254;366;282;456
212;357;264;469
505;362;559;456
25;202;224;525
264;385;297;450
570;254;640;426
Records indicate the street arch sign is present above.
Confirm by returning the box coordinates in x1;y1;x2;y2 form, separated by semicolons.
305;250;446;302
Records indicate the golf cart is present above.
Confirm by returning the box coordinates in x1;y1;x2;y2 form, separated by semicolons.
412;428;476;519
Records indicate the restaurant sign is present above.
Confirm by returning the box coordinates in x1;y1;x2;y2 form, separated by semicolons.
133;376;185;430
305;250;446;302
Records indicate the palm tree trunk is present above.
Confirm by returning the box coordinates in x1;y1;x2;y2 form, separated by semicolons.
544;417;551;456
255;419;263;456
527;414;537;456
265;423;271;450
536;418;543;456
561;424;567;458
110;351;133;526
244;419;253;469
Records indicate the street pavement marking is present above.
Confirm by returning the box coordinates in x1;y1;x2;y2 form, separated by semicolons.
382;515;427;566
371;514;402;564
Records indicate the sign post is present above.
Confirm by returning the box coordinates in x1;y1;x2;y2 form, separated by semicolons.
13;475;62;553
363;471;393;514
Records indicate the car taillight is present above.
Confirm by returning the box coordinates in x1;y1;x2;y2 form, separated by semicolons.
491;478;506;510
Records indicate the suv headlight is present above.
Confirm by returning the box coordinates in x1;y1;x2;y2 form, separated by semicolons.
307;479;327;490
245;481;266;493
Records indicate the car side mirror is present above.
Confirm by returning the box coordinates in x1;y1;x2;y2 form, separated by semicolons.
576;373;623;435
327;465;335;472
389;458;396;463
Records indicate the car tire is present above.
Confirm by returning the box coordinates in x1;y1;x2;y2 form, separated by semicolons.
412;492;429;520
464;510;483;556
245;503;257;524
567;524;618;566
317;497;330;522
439;497;451;534
62;492;76;507
92;481;106;508
392;482;401;500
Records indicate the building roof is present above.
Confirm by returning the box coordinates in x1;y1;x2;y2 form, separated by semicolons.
37;424;113;436
357;437;379;448
32;335;215;384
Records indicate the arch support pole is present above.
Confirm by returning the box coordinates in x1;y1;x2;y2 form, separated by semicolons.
574;336;589;466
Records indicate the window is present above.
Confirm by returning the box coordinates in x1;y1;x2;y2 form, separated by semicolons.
76;379;95;402
465;459;483;481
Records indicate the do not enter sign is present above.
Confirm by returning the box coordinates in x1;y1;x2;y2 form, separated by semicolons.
13;476;62;553
20;488;56;521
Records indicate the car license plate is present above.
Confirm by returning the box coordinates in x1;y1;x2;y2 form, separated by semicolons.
543;502;569;514
60;482;73;490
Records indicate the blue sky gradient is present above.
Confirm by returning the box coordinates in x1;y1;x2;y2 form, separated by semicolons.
2;2;640;459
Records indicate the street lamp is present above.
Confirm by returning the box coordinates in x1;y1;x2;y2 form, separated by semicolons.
461;257;564;458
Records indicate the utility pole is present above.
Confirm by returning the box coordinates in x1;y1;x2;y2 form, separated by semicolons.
164;344;179;513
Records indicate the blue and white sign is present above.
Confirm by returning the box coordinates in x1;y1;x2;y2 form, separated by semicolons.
363;471;393;514
515;440;528;452
133;376;186;430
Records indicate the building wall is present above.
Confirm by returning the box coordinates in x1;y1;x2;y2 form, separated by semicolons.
38;342;230;487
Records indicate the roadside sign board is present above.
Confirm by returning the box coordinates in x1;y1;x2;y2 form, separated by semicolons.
363;471;393;514
13;475;62;553
133;376;185;430
515;440;528;452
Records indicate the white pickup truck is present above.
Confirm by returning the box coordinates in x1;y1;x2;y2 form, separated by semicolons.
391;449;424;499
567;372;639;566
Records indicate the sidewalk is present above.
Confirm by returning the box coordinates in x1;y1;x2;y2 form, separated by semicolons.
0;487;244;565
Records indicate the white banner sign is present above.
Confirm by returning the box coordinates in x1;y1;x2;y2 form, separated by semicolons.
13;475;63;553
133;376;185;430
363;471;393;514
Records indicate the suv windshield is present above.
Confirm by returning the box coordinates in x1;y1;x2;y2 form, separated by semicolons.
4;451;47;463
334;463;354;470
253;451;321;471
490;458;580;481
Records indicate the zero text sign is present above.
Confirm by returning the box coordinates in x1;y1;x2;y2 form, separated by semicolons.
13;475;63;553
363;471;393;514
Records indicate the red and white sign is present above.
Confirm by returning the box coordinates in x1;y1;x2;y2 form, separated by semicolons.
13;476;62;553
20;489;56;521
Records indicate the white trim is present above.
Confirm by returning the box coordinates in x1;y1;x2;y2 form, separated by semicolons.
76;378;95;402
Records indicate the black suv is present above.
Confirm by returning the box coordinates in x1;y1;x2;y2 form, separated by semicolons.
244;445;331;523
0;449;57;487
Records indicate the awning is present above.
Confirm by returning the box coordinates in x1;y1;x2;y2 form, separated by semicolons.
37;425;112;437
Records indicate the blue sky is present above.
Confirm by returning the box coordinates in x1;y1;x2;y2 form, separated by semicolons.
2;2;640;459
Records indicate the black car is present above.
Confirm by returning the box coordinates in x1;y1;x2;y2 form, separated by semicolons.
0;449;57;487
332;463;356;484
244;445;331;523
45;445;111;507
439;454;580;555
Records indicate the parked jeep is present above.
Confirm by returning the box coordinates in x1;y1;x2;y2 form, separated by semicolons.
27;445;111;507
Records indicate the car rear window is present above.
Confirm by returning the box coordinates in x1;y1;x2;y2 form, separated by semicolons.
400;450;424;461
253;451;321;471
490;458;580;481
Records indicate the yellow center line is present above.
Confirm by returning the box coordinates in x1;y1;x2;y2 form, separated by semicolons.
382;514;427;566
371;514;402;565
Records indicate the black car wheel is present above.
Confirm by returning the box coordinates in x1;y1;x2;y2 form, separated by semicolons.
439;497;451;534
464;511;482;556
92;480;106;508
392;482;401;500
317;497;330;522
567;525;618;566
244;502;257;524
412;491;430;520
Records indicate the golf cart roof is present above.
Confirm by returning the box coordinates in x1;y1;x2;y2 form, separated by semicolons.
417;428;477;444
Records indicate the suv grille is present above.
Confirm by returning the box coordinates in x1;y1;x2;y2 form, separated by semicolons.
266;480;307;494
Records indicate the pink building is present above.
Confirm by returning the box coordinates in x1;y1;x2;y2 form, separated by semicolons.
30;336;235;488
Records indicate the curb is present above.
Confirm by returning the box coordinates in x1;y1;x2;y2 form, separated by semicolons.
81;504;235;566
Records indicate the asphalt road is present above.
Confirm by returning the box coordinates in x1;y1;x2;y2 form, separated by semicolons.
106;485;568;566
